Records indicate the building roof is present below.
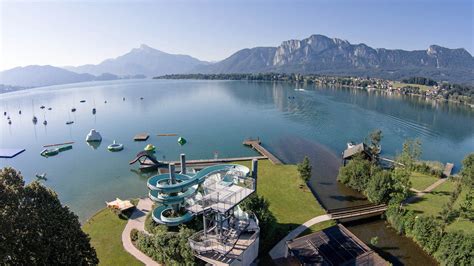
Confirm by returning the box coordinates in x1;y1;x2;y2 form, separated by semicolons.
286;224;387;266
343;143;370;159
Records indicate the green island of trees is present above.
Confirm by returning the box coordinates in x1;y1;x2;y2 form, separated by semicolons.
337;132;473;265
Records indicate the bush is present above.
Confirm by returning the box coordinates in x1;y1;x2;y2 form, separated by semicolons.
130;228;139;242
435;231;474;266
135;226;196;265
412;216;443;254
297;156;312;182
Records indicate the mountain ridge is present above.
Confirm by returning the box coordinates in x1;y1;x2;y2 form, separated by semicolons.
192;34;474;83
64;44;209;77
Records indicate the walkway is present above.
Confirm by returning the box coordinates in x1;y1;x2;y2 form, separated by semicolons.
268;214;331;259
243;139;283;165
405;178;448;204
122;198;160;266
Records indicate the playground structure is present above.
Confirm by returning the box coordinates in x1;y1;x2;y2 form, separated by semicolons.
146;154;260;265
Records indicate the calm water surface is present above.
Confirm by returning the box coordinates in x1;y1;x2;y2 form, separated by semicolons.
1;79;472;265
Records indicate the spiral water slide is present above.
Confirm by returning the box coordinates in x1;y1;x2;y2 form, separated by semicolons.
147;164;250;226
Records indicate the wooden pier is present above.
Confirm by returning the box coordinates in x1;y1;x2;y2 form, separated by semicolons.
443;163;454;177
243;138;283;165
165;156;266;167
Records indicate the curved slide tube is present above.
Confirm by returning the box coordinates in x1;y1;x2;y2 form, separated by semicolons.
147;164;250;226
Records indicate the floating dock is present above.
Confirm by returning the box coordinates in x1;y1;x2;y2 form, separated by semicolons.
443;163;454;177
157;133;178;136
133;133;149;141
243;138;282;164
0;148;26;158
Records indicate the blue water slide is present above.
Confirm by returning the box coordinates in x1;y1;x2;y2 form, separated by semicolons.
148;185;198;205
152;205;194;226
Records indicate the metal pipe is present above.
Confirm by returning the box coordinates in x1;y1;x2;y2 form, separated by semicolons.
169;163;176;184
252;159;258;190
180;153;186;174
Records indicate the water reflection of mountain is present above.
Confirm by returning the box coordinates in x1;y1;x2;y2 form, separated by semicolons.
221;80;474;141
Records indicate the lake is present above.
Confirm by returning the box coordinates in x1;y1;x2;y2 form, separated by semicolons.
1;79;473;264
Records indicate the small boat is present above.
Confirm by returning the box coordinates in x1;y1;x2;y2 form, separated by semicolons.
140;97;144;100
58;145;72;152
40;105;45;109
144;144;156;152
48;107;52;110
35;173;47;180
71;108;76;112
104;100;107;103
86;129;102;142
32;116;38;124
41;148;59;157
7;116;10;120
19;110;21;114
43;120;47;125
122;97;125;101
80;100;86;103
3;111;6;116
92;108;96;114
177;137;187;145
66;121;74;125
8;120;11;125
108;140;124;152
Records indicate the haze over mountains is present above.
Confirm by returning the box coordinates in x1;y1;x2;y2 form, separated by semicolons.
1;34;473;89
64;44;208;77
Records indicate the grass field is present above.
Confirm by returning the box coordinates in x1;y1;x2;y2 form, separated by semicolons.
237;160;326;228
406;180;473;234
409;171;439;191
406;180;456;216
82;208;142;266
391;81;433;92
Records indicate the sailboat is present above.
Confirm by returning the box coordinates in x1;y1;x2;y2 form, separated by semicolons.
32;100;38;124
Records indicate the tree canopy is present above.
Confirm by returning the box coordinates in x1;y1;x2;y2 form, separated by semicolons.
297;156;312;182
0;167;98;265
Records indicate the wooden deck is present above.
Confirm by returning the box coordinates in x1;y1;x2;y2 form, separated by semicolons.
243;139;283;165
133;133;149;141
443;163;454;177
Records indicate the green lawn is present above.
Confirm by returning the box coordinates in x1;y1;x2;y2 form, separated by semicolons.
236;160;326;250
237;160;326;227
406;180;473;234
82;208;142;266
409;171;439;191
406;180;456;216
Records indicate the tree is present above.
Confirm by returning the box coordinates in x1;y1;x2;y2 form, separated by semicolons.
337;155;372;192
297;156;312;182
368;129;383;157
0;167;98;265
390;168;411;204
397;139;422;169
460;153;474;188
366;170;393;204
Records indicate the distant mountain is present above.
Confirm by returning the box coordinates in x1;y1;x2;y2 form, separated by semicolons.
193;34;474;83
0;65;97;88
65;44;209;77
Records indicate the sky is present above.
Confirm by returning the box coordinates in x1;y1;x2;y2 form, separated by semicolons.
0;0;472;71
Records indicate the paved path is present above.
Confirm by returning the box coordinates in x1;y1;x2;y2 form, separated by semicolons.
406;178;448;204
122;198;160;266
268;214;331;259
